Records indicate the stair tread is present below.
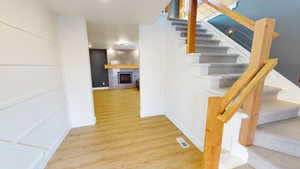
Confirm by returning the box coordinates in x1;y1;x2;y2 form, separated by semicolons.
168;18;201;24
196;63;248;66
195;53;239;57
248;146;300;169
170;20;202;24
180;37;219;42
208;85;279;96
198;73;242;79
195;44;229;48
181;32;213;36
176;26;206;31
171;21;202;27
257;117;300;142
234;164;255;169
260;99;300;117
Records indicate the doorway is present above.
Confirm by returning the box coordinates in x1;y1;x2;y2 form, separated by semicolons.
89;48;140;124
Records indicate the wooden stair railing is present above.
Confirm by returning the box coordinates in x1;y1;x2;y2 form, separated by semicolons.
184;0;281;168
204;59;278;169
218;59;278;123
203;0;280;39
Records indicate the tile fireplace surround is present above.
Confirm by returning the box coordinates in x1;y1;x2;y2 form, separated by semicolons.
108;68;139;89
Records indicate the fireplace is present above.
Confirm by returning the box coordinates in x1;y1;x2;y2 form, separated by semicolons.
118;72;132;84
108;69;139;89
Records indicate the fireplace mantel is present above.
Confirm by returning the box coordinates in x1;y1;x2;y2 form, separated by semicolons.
104;64;139;69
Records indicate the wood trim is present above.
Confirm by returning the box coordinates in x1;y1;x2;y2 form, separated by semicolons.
204;0;280;39
104;64;139;69
187;0;198;53
239;18;276;146
204;97;224;169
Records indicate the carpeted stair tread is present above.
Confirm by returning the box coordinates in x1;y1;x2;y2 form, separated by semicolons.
248;146;300;169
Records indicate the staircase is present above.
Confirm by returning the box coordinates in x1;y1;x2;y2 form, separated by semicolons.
168;18;300;169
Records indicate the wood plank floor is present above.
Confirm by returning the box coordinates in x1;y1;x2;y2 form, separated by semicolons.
46;89;203;169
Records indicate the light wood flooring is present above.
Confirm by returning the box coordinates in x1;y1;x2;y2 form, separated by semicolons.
46;88;203;169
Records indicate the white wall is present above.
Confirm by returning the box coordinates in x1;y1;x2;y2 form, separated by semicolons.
107;48;139;65
139;14;210;150
56;16;96;128
139;16;168;118
0;0;70;168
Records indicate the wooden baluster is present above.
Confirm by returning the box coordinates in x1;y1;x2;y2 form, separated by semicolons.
204;97;224;169
178;0;185;18
187;0;198;53
239;18;276;146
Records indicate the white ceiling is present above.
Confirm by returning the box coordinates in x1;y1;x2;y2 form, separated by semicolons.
43;0;170;49
87;22;139;49
43;0;170;24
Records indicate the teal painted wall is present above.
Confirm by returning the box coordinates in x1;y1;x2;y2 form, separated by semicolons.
169;0;179;18
210;0;300;86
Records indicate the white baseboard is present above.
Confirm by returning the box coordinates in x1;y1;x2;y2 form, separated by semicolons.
36;127;71;169
71;116;96;128
140;112;165;118
166;114;204;152
92;87;109;90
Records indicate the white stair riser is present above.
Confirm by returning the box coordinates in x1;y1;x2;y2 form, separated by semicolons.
258;110;299;125
254;132;300;158
262;91;280;101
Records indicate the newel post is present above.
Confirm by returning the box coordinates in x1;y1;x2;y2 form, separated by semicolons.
204;97;224;169
239;18;276;146
187;0;198;53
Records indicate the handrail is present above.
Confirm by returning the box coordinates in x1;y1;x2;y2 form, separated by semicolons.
218;59;278;123
203;0;280;39
220;65;261;112
204;60;277;169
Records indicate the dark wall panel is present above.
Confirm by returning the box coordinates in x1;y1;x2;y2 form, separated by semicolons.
89;49;109;88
